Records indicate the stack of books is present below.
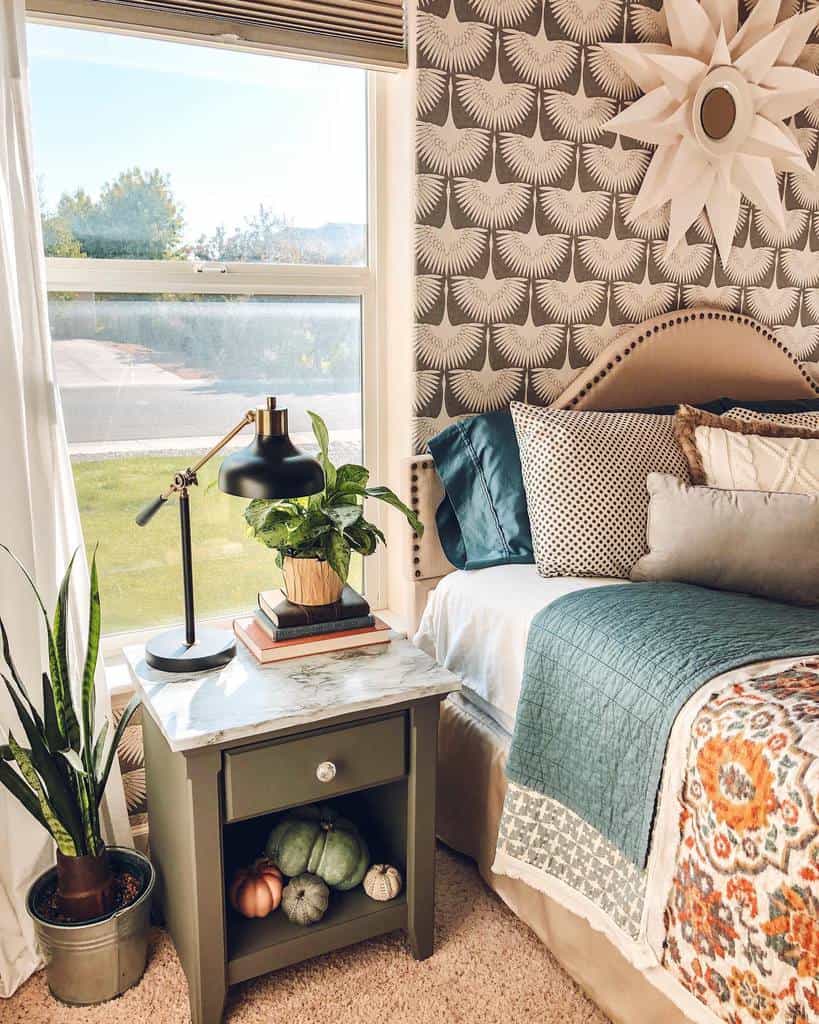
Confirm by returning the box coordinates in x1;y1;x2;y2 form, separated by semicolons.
234;585;390;664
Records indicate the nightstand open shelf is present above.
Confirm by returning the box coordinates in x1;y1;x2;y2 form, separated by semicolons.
227;889;408;983
223;781;410;983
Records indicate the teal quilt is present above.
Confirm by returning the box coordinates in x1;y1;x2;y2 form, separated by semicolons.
506;582;819;867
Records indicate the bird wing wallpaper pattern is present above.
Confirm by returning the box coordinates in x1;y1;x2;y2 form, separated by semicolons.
412;0;819;451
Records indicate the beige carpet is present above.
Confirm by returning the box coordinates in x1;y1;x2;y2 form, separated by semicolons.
3;847;609;1024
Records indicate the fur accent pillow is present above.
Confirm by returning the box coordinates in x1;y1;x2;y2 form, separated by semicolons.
674;405;819;491
511;402;690;579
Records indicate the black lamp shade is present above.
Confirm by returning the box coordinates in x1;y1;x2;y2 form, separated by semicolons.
219;433;324;499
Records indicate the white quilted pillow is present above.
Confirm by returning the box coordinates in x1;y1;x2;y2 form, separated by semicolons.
510;402;690;579
694;428;819;493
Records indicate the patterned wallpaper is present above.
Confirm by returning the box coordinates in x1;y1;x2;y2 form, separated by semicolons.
413;0;819;449
112;690;148;852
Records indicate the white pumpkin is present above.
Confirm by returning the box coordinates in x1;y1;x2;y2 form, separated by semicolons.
363;864;402;902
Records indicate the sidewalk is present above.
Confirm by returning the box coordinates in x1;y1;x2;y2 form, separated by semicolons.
68;431;362;463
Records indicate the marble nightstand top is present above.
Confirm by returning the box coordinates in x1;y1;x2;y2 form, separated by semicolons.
124;637;460;753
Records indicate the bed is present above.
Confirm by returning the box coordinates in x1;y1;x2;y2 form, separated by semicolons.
401;309;819;1024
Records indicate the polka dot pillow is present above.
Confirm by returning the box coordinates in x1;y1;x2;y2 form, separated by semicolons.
725;407;819;430
511;402;690;579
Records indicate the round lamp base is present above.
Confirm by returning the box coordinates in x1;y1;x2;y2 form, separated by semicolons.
145;626;236;674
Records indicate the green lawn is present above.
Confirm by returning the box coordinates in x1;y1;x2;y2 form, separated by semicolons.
74;454;363;636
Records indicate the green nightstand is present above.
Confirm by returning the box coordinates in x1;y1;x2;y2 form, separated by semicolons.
126;638;460;1024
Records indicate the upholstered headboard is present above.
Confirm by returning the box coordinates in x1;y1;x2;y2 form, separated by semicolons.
402;308;819;632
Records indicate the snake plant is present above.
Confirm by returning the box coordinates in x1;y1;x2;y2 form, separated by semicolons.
0;546;140;857
244;410;423;584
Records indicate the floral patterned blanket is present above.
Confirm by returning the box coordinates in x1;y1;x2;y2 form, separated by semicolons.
494;657;819;1024
664;662;819;1024
504;583;819;869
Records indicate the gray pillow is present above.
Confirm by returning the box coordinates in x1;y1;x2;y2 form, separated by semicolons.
630;474;819;606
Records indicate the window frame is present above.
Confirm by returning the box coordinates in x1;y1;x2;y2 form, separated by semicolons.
33;23;388;637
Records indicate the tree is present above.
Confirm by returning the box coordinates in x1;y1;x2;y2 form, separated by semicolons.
41;168;365;266
192;205;290;263
192;205;365;265
57;187;95;226
38;178;83;258
41;213;84;258
55;169;184;260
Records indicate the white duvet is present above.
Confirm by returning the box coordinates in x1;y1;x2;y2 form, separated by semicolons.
412;564;623;731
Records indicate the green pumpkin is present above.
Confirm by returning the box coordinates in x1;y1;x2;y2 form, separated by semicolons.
265;804;369;891
281;873;329;926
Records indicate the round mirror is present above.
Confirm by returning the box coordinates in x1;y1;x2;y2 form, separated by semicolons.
692;66;752;155
700;87;736;141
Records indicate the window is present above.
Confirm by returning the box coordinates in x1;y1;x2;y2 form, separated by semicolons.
31;24;367;264
28;21;376;636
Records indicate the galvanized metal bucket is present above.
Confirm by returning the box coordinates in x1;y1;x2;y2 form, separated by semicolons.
26;846;155;1005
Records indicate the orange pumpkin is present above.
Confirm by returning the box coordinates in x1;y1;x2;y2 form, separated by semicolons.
229;858;284;918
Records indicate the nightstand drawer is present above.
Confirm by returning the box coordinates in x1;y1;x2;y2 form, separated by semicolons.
223;714;407;821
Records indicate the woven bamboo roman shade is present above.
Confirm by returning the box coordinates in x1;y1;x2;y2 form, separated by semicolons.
27;0;407;69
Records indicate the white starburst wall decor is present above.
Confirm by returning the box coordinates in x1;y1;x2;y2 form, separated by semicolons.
602;0;819;265
413;0;819;448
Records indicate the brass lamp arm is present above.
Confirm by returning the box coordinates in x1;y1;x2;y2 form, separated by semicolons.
167;409;256;496
135;409;256;526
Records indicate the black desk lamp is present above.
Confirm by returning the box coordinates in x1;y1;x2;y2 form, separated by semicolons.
135;397;324;673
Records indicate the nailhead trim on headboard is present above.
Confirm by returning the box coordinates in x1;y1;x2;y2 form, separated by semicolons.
408;459;445;579
566;311;819;406
410;461;420;578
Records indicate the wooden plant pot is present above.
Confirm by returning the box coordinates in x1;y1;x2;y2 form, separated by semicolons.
283;556;344;606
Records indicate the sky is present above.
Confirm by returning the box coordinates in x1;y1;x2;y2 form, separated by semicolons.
26;23;368;241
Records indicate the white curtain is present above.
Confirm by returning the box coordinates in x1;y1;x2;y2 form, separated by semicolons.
0;0;132;996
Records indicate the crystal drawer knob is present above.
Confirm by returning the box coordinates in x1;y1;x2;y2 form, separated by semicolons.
316;761;337;783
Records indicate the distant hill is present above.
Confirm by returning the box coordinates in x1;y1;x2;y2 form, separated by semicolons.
274;222;366;265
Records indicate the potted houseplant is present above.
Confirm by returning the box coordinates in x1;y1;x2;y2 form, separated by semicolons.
0;545;153;1005
244;411;423;605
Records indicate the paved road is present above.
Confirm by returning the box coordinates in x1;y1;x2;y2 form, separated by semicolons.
55;340;361;445
55;338;196;390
